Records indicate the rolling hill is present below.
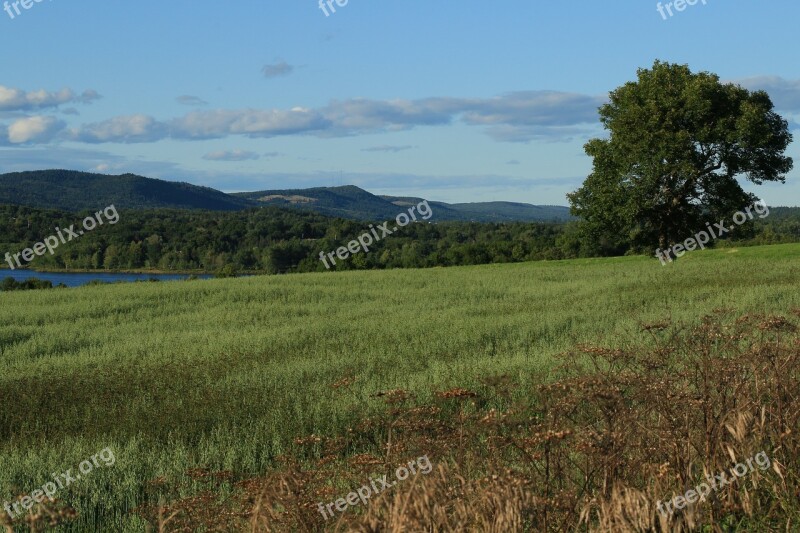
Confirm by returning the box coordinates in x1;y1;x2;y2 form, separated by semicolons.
382;195;572;222
236;187;574;222
0;170;256;211
0;170;573;222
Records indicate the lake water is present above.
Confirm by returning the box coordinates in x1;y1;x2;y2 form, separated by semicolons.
0;270;212;288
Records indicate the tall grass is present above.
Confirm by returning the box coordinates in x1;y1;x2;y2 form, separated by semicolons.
0;244;798;530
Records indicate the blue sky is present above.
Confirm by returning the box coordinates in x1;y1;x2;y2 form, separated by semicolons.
1;0;799;205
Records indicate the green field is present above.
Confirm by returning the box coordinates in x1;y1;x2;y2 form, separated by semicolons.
1;244;799;531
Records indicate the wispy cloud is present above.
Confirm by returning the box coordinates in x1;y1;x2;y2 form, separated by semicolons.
361;144;415;153
0;146;183;179
176;95;208;106
0;85;100;112
202;149;260;161
25;81;800;147
262;61;294;79
735;76;800;113
60;90;605;145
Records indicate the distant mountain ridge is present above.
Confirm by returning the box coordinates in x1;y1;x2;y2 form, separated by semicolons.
380;195;571;222
0;170;573;222
236;187;573;222
233;185;402;220
0;170;254;211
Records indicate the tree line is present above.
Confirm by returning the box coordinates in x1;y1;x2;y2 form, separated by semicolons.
1;204;798;275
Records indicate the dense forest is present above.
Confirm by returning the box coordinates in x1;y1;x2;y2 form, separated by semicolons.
1;204;799;275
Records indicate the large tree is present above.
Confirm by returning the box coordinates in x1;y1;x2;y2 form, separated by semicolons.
568;61;793;255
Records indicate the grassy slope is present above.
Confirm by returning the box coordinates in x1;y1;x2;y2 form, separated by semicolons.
0;244;798;530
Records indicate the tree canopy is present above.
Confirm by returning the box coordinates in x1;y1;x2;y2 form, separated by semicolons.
568;61;793;254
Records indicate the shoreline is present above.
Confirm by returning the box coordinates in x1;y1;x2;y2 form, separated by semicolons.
0;268;215;275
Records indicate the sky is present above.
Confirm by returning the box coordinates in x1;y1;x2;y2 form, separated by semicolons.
1;0;799;206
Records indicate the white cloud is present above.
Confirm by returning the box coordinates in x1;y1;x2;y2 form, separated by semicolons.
10;80;800;149
66;90;603;145
0;85;100;112
6;116;65;143
70;114;168;143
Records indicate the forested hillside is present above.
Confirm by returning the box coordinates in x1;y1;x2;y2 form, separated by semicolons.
1;204;798;274
0;170;255;211
0;171;572;222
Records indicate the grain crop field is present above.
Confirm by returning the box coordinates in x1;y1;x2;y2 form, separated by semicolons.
1;244;799;531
